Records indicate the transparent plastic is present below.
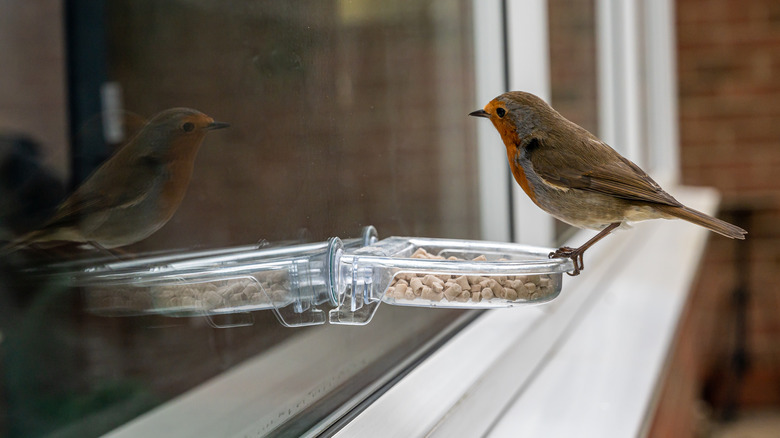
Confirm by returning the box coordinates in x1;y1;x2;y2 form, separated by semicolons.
328;237;574;325
61;227;378;327
34;227;573;327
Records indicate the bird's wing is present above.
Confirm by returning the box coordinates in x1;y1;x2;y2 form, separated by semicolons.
42;154;167;229
530;137;682;207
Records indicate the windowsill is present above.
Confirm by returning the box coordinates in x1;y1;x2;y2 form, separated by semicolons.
334;185;718;437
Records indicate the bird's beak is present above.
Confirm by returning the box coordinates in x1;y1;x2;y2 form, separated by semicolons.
206;121;230;130
469;109;490;118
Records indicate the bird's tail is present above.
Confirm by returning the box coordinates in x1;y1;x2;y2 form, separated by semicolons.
3;234;31;254
657;205;747;239
2;229;49;254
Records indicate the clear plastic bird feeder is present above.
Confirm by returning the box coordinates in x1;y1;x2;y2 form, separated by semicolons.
328;236;573;325
45;226;573;327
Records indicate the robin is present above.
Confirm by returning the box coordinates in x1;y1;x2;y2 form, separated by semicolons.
470;91;746;275
3;108;229;252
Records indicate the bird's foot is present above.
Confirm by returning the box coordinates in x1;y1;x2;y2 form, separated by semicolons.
549;246;584;276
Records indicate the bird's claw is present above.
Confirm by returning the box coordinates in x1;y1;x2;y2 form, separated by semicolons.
549;246;584;276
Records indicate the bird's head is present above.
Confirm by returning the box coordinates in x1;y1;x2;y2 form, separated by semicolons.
138;108;229;158
469;91;558;147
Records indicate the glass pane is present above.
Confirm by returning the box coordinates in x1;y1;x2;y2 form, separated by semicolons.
547;0;599;244
1;1;479;436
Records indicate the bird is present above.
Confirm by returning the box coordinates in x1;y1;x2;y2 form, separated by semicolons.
470;91;746;275
3;108;229;252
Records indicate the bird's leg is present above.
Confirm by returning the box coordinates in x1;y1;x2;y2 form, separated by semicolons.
549;222;621;276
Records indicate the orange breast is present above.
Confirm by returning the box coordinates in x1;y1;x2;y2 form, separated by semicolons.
506;147;539;205
488;110;541;207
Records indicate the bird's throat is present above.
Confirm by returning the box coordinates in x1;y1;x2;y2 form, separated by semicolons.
506;148;538;205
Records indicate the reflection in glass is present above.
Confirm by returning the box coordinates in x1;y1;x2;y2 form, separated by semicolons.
1;1;479;436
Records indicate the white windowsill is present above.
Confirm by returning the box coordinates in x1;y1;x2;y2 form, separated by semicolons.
335;185;718;438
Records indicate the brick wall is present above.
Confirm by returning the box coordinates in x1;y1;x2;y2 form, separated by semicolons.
650;0;780;434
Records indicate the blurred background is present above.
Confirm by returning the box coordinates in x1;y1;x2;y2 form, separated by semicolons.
0;0;778;437
652;1;780;436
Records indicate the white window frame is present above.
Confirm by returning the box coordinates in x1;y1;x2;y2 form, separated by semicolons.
597;0;679;180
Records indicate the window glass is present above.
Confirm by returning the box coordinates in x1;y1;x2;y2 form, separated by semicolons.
1;1;479;436
105;0;480;249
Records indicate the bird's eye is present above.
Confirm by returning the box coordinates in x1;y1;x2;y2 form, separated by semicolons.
182;122;195;132
496;107;506;118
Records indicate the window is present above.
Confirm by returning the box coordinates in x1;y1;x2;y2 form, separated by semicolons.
1;0;683;436
2;1;483;436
